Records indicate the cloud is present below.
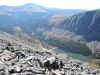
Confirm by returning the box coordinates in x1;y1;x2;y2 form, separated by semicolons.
0;0;100;10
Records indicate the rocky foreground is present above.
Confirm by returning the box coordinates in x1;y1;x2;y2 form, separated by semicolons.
0;32;100;75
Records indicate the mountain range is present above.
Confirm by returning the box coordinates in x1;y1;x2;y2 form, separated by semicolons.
0;3;100;56
0;3;86;33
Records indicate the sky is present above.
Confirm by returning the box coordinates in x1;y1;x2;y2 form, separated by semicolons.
0;0;100;10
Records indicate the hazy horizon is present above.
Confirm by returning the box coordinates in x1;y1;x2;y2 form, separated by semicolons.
0;0;100;10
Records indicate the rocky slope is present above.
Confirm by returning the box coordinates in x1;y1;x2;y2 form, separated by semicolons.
0;32;99;75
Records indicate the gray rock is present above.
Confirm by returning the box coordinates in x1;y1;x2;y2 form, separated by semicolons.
0;32;99;75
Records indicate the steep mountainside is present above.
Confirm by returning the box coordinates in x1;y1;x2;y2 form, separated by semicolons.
36;9;100;56
35;9;100;56
52;9;100;41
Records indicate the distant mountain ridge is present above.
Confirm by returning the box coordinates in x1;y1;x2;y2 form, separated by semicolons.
0;3;87;14
0;3;86;34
